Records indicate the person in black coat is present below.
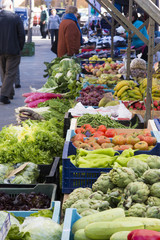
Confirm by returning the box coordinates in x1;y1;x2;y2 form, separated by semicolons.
114;0;129;16
0;0;25;104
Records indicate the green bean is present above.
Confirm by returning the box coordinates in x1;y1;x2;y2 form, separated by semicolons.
77;113;138;129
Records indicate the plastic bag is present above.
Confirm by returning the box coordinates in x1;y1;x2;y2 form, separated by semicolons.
130;53;146;70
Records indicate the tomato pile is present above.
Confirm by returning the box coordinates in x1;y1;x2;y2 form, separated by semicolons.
72;125;157;151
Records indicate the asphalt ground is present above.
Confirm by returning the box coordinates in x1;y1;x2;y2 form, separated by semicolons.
0;36;56;131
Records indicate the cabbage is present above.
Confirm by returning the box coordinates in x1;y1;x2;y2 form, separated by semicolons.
22;217;62;240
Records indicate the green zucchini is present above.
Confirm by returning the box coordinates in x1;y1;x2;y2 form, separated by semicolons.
84;220;144;240
114;217;160;231
74;229;92;240
72;208;125;234
110;231;130;240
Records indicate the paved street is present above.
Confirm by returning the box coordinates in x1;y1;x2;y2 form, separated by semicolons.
0;36;56;131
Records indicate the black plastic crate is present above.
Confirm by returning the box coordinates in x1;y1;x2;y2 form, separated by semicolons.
63;112;72;138
117;114;144;129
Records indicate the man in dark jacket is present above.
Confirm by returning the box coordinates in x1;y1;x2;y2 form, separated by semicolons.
40;5;49;39
0;0;25;104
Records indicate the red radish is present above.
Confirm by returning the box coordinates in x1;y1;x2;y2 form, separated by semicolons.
24;92;62;103
26;98;51;108
22;92;36;98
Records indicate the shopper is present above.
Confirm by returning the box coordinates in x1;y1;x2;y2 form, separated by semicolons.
0;0;25;104
121;10;149;61
48;8;60;45
40;5;49;39
114;0;129;16
57;5;82;57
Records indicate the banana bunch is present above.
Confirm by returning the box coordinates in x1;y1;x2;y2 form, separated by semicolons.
114;80;143;101
139;78;160;101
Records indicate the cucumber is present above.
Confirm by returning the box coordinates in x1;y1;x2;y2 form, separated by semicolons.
74;229;92;240
110;231;130;240
72;208;125;234
84;220;144;240
114;217;160;231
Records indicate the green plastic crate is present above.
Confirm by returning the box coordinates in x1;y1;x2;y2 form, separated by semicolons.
0;183;57;210
21;42;35;56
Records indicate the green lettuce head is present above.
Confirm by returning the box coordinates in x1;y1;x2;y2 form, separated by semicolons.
109;167;136;188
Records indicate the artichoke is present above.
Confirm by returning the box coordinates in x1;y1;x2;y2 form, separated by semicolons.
109;167;136;188
62;187;92;213
127;158;149;178
146;206;160;219
103;188;124;208
145;155;160;169
92;173;115;193
89;191;104;200
89;199;110;211
124;181;150;204
70;199;90;214
146;196;160;206
125;203;147;217
150;182;160;198
142;169;160;184
80;209;99;217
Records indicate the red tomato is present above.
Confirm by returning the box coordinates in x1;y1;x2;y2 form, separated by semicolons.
75;128;85;134
82;124;92;130
142;129;152;136
92;131;104;137
89;127;96;134
97;125;107;133
112;135;126;145
134;141;149;150
143;136;157;146
105;129;117;138
72;133;85;142
137;134;145;141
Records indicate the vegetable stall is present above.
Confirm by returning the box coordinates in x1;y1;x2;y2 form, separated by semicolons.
0;1;160;239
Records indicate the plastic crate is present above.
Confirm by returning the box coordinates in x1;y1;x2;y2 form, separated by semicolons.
62;133;160;194
10;200;61;223
62;141;112;193
61;208;81;240
0;183;57;210
64;112;72;138
154;119;160;131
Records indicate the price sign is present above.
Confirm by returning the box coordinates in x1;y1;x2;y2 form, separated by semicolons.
0;214;11;240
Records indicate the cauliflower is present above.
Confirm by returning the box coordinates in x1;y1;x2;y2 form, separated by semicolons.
146;206;160;219
62;188;92;213
92;173;115;193
127;158;149;178
150;182;160;198
124;182;149;204
109;167;136;188
70;199;90;214
126;203;147;217
142;169;160;184
145;155;160;169
147;196;160;206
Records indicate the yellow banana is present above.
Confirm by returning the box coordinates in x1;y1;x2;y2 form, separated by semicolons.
132;89;142;96
120;91;128;99
114;80;129;91
117;86;130;97
121;96;129;101
153;97;160;101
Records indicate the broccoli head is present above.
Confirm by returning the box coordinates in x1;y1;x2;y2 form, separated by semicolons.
109;167;136;188
92;173;115;193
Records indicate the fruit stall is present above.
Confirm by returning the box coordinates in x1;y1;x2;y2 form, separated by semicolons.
1;1;160;240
